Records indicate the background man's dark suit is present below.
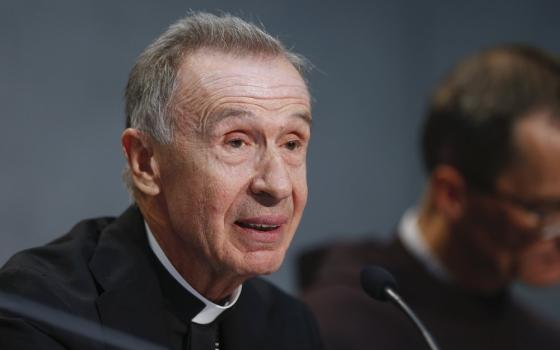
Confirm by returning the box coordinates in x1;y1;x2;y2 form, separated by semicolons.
301;236;560;350
0;206;323;349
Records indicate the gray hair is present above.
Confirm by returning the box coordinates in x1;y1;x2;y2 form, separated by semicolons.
122;12;310;194
125;11;309;144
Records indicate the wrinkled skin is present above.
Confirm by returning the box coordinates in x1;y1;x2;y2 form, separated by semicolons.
124;50;311;300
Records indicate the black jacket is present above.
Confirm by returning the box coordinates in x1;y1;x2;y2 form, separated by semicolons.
302;236;560;350
0;206;323;350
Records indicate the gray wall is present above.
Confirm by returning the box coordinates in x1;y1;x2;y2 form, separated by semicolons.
2;0;559;319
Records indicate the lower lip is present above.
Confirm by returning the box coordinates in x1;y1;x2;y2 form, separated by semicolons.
234;224;284;244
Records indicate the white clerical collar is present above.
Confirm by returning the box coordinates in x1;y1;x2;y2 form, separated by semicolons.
145;221;242;325
398;208;451;282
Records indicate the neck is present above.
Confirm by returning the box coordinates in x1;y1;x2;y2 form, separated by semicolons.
136;195;244;302
417;198;509;294
417;201;448;257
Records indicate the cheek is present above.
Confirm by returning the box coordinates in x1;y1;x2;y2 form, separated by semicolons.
506;212;541;247
466;202;535;252
461;203;511;252
292;166;308;206
204;162;254;216
160;155;218;225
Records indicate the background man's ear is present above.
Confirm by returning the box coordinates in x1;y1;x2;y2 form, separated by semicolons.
429;164;467;221
121;128;161;196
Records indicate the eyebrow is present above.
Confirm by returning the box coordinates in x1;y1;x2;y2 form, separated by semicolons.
207;108;254;127
203;107;312;132
294;111;313;126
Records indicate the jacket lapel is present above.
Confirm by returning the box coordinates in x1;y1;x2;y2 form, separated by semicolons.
89;206;171;350
220;280;267;349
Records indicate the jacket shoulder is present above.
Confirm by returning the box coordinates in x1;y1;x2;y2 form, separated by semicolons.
0;216;116;350
298;236;391;291
0;216;115;304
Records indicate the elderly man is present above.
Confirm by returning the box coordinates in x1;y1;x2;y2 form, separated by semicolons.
302;45;560;349
0;13;322;350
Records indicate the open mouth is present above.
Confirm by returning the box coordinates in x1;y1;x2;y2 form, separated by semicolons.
235;221;280;232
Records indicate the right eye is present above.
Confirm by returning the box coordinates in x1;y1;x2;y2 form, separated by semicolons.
224;133;251;150
227;139;245;148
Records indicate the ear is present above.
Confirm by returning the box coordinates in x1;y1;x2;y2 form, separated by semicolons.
429;164;467;221
121;128;161;196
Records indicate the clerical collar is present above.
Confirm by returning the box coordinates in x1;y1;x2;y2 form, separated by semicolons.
398;208;451;282
145;221;242;325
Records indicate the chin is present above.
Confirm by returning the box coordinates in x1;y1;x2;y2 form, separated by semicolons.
467;275;512;294
236;250;286;276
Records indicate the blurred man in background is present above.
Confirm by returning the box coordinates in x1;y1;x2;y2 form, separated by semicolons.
0;12;323;350
519;236;560;286
302;44;560;350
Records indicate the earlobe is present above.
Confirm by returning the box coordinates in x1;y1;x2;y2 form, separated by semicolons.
121;128;161;196
431;165;467;221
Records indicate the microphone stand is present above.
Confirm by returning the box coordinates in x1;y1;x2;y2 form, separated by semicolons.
385;288;440;350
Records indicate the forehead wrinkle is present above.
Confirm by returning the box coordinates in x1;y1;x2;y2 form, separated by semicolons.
199;78;310;112
202;103;312;133
172;67;309;137
205;80;309;93
199;96;309;136
198;71;308;89
204;108;255;133
196;105;309;141
171;75;231;136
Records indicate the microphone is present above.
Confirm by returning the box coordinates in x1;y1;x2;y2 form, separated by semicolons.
360;266;440;350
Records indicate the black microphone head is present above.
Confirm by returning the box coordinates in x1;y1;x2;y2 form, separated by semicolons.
360;265;398;301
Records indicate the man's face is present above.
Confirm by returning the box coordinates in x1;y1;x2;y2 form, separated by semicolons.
518;237;560;286
458;112;560;288
153;50;311;278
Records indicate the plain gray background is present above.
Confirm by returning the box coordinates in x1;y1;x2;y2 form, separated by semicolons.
2;0;560;320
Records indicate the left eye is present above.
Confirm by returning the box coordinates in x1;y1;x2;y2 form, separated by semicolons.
285;140;300;151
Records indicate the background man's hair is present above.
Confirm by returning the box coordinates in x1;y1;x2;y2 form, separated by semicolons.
123;11;309;192
421;44;560;191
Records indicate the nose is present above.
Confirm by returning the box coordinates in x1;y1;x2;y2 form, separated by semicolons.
250;150;292;204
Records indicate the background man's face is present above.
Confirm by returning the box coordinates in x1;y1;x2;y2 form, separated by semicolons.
459;112;560;287
154;50;311;277
518;237;560;286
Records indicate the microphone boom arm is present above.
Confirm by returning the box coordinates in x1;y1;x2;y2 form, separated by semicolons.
385;288;440;350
